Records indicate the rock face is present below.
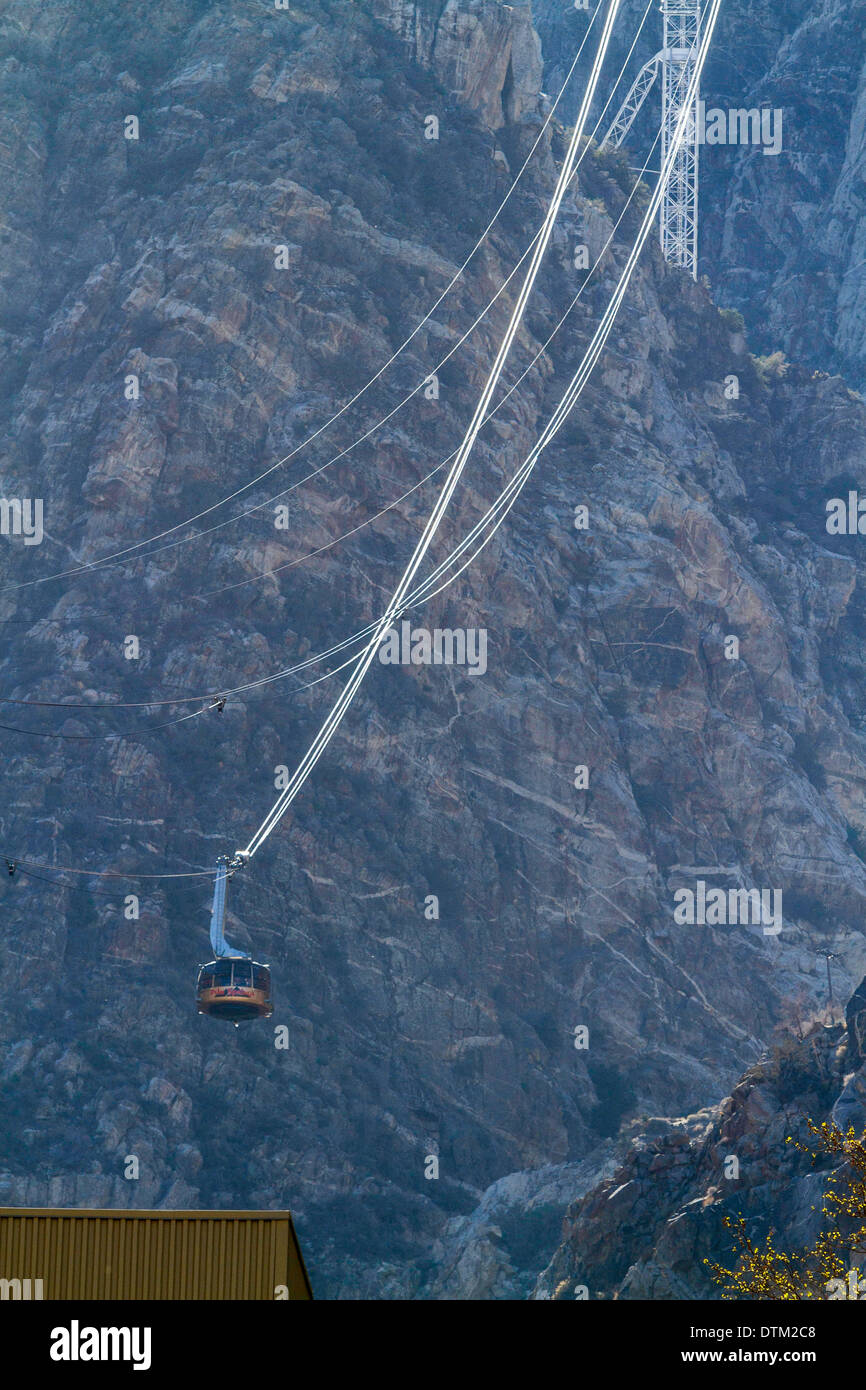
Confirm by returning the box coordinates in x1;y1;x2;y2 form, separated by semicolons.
534;1018;852;1300
375;0;543;129
1;0;866;1299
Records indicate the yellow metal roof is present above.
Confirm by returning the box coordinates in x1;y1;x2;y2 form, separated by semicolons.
0;1207;313;1300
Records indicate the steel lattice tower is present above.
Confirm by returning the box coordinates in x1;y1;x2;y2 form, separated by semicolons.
659;1;701;277
601;1;703;279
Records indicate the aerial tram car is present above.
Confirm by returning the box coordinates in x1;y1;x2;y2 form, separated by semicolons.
196;856;272;1025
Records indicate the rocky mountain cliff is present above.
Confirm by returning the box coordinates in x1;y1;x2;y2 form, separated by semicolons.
533;1014;856;1300
1;0;866;1298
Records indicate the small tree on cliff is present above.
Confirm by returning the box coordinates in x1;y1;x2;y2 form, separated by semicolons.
707;1120;866;1299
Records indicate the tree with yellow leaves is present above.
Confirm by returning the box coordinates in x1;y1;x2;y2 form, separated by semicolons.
707;1120;866;1299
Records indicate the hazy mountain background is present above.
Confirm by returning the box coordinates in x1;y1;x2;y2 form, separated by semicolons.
1;0;865;1298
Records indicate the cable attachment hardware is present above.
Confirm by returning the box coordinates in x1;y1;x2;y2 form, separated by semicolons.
5;860;16;878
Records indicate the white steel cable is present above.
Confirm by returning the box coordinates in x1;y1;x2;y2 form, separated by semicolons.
406;0;723;632
240;0;721;858
240;0;624;860
5;2;718;882
223;108;679;705
206;116;668;629
196;11;706;688
123;0;656;589
312;2;721;678
0;92;659;720
197;0;656;602
4;0;662;601
1;3;606;596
